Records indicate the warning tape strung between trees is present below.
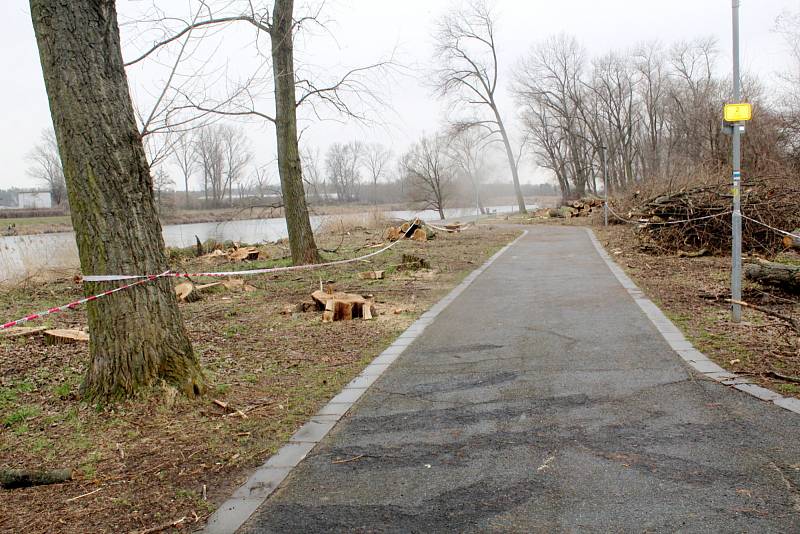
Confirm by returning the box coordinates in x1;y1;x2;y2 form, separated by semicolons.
1;224;422;330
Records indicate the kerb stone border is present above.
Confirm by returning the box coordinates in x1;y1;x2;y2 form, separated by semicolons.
202;230;529;533
586;228;800;416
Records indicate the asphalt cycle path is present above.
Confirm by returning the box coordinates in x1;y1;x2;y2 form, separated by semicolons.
242;225;800;533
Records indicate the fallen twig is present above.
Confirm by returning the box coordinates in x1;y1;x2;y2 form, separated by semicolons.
213;399;247;418
728;299;800;333
332;454;365;464
135;516;186;534
64;486;103;503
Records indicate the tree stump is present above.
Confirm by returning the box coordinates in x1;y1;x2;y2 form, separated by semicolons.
44;329;89;344
311;290;375;321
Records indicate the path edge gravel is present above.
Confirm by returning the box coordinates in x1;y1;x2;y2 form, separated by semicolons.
201;230;529;534
586;227;800;415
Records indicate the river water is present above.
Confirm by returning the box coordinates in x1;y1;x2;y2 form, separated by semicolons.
0;206;518;283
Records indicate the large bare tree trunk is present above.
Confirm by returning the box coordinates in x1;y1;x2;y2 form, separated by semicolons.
271;0;320;264
30;0;203;400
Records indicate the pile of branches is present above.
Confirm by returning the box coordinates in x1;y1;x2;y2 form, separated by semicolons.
628;177;800;257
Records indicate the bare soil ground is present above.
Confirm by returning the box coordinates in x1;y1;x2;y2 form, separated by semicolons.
0;224;520;534
496;211;800;400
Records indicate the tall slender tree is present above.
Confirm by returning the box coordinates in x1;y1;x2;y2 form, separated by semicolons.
30;0;203;400
433;0;526;213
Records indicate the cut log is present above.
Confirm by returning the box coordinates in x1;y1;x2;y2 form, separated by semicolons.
744;259;800;293
311;290;376;321
0;468;72;489
783;229;800;250
358;270;385;280
228;246;260;262
0;326;47;339
44;329;89;344
383;226;401;241
411;228;428;242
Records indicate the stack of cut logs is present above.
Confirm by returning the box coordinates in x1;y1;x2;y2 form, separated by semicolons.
383;219;433;242
535;198;603;219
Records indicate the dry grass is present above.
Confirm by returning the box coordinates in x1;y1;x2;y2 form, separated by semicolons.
0;224;520;534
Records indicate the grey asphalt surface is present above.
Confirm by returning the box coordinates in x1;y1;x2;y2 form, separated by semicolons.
243;225;800;533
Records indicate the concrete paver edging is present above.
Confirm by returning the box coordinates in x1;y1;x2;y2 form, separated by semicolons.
585;228;800;416
202;230;529;534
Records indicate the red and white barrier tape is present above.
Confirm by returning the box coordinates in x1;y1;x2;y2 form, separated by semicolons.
1;272;170;330
2;226;418;329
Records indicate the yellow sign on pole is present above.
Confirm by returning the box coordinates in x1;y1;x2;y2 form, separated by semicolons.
724;103;752;122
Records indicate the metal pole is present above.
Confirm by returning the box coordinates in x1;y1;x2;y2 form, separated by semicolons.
602;145;609;227
731;0;742;322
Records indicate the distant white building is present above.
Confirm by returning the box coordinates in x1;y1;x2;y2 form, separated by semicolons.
17;191;52;209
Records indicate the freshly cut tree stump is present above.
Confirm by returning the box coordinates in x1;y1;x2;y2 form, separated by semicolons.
175;281;223;302
44;329;89;345
175;281;198;302
0;468;72;489
228;247;260;262
745;259;800;293
311;290;375;322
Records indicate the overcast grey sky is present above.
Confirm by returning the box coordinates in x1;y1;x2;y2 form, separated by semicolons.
0;0;796;190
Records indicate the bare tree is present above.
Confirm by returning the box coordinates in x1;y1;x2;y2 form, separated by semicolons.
220;125;252;206
194;124;226;207
126;2;395;264
447;128;488;214
401;134;453;220
172;132;197;208
26;128;67;206
433;0;526;213
515;34;594;199
249;164;277;200
300;146;324;202
153;168;175;214
633;41;669;180
326;141;364;203
363;143;392;204
30;0;202;400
